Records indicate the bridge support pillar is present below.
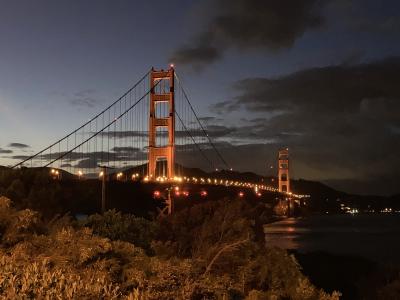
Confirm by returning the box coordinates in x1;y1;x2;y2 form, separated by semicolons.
278;148;290;193
148;67;175;180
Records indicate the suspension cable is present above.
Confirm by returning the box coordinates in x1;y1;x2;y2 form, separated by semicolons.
175;73;230;170
42;77;161;167
11;70;151;169
175;110;215;170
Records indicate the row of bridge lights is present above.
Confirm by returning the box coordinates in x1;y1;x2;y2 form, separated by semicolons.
153;189;263;200
49;168;308;199
143;175;307;199
153;186;208;199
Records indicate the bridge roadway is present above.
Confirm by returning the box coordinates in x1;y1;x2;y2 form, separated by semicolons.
50;167;309;200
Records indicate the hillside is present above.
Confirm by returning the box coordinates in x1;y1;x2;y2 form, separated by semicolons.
1;164;399;215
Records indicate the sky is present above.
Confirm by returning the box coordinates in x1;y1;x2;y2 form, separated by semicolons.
0;0;399;195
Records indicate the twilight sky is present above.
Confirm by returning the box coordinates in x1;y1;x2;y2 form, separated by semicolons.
0;0;399;195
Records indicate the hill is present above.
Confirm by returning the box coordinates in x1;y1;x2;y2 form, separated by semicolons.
1;164;399;215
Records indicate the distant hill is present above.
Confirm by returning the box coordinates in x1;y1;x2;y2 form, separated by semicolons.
126;163;347;199
127;164;399;213
2;163;398;214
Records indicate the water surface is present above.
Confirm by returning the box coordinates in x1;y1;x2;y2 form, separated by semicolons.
264;214;400;264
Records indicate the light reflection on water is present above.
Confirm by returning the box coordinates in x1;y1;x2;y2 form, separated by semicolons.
264;214;400;264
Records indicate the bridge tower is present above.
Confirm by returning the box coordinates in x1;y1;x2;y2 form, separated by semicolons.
278;148;290;193
148;67;175;179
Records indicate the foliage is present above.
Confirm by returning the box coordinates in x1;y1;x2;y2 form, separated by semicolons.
154;199;260;258
0;257;122;299
0;196;342;299
82;209;158;253
0;196;44;247
152;199;340;299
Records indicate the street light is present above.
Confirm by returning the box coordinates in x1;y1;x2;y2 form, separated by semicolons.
98;165;113;214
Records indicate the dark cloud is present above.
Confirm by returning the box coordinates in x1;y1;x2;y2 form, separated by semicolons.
98;128;229;139
11;155;30;160
171;43;221;69
346;10;400;34
210;100;240;114
99;131;147;138
111;146;140;153
8;143;30;149
11;147;147;165
215;56;400;115
198;116;223;124
204;125;236;138
0;148;13;154
170;0;325;68
208;57;400;195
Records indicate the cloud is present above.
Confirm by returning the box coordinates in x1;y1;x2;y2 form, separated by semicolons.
98;128;229;139
11;148;149;169
99;131;147;138
111;146;140;153
170;0;325;68
171;42;221;69
0;148;13;154
207;57;400;195
217;56;400;116
8;143;30;149
69;89;99;108
198;116;223;124
10;155;30;160
210;100;241;114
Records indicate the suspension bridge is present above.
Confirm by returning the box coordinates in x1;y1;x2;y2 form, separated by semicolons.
7;66;306;213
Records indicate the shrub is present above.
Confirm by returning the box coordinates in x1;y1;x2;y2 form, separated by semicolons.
0;198;341;299
82;209;158;253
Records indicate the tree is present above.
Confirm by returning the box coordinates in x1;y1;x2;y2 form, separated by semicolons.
82;209;158;253
5;179;26;202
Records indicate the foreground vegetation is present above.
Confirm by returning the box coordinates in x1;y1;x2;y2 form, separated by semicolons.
0;195;342;299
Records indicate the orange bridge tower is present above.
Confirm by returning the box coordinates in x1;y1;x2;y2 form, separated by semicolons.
148;67;175;179
278;148;290;193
